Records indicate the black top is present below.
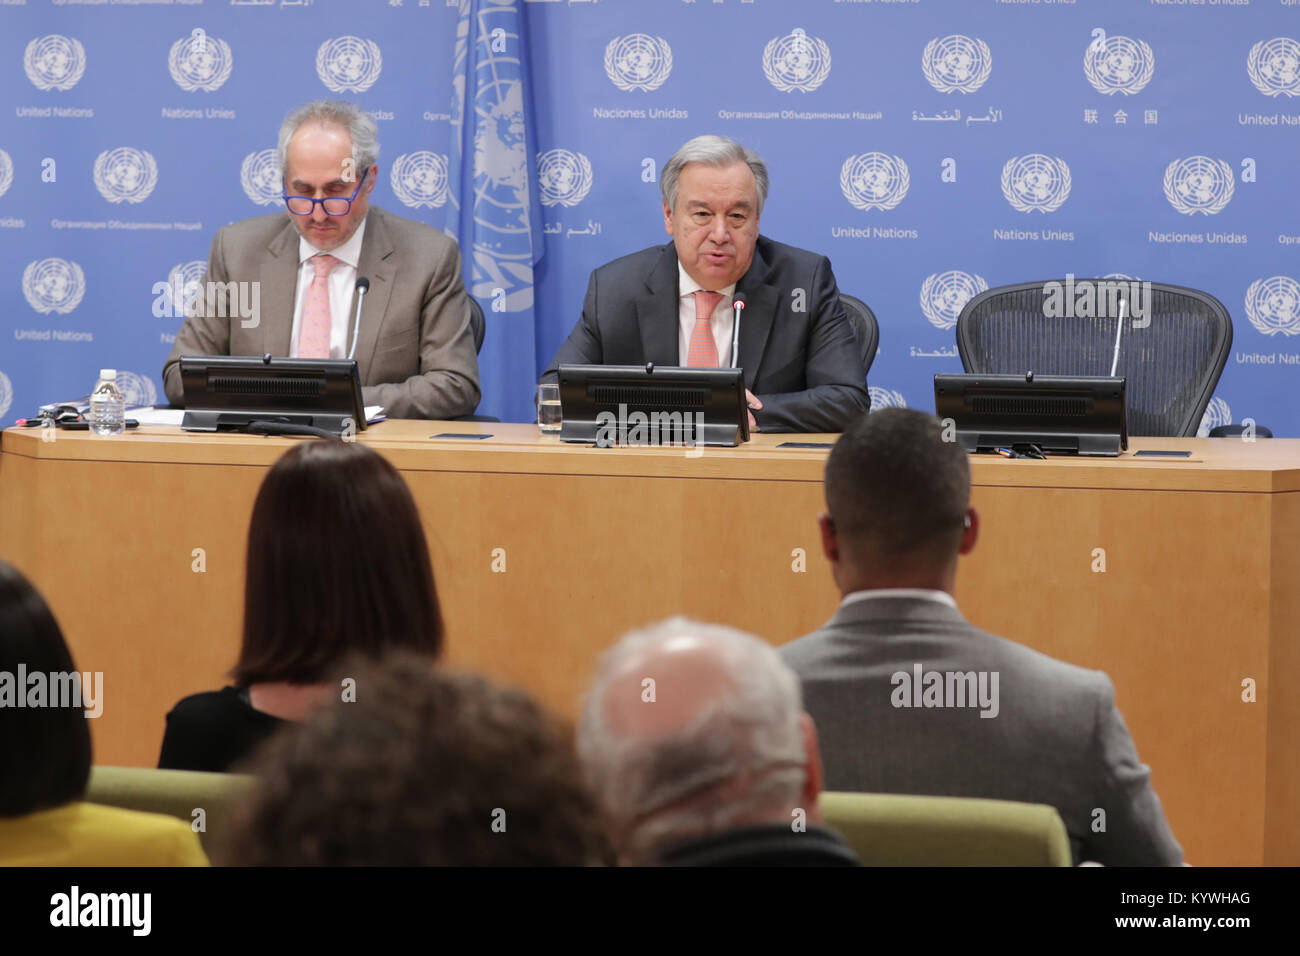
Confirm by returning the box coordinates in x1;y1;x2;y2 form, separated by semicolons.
157;686;287;773
651;824;860;867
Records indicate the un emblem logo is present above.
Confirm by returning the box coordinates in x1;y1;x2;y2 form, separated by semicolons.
1163;156;1234;215
840;153;910;211
93;148;158;204
1197;397;1231;438
1001;154;1072;213
22;258;85;315
115;371;157;407
920;271;988;331
390;152;449;208
762;28;831;93
604;34;673;92
167;260;207;316
240;149;282;206
1244;276;1300;337
868;386;907;412
537;149;593;207
316;36;383;93
1247;37;1300;98
0;149;13;200
1084;35;1155;95
0;371;12;421
168;33;233;92
922;35;992;94
24;34;86;91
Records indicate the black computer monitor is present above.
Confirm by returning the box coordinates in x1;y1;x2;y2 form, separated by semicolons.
557;364;750;447
933;373;1127;457
179;355;366;436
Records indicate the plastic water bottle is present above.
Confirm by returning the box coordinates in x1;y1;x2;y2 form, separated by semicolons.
89;369;125;436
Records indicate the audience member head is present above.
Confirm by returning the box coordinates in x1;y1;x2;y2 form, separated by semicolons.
821;407;978;595
578;617;823;864
219;653;610;866
233;439;443;687
0;560;92;817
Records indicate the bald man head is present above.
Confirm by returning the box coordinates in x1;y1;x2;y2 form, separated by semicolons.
578;617;824;864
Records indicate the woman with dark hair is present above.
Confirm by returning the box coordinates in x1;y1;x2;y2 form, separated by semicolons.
158;439;444;772
0;559;207;865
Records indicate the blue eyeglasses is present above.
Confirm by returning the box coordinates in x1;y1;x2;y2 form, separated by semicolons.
283;166;371;216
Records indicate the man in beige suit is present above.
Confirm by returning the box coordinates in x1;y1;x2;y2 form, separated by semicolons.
162;100;480;420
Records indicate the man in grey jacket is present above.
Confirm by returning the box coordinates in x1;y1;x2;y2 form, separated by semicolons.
779;408;1183;865
162;100;479;420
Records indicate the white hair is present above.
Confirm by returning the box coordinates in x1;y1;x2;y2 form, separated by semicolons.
659;135;769;216
277;100;379;181
578;617;807;862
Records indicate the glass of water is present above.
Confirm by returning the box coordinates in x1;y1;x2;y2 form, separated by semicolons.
537;383;561;433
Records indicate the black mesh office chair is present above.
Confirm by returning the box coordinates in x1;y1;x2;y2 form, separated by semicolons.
840;293;879;378
457;297;498;422
955;280;1233;437
469;296;486;354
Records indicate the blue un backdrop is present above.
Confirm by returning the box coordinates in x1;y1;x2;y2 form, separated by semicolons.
0;0;1297;431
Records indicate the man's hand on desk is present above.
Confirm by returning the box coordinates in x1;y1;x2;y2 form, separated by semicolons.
746;389;763;432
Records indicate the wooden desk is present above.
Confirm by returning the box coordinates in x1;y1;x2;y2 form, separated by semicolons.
2;422;1297;865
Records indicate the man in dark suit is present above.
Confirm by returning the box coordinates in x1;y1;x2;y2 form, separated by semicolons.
780;409;1184;866
162;100;480;420
542;135;869;433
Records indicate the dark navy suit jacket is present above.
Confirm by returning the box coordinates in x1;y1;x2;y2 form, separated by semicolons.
542;237;870;433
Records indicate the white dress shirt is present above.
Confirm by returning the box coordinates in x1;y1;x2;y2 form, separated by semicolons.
676;261;737;367
839;588;959;611
289;219;367;360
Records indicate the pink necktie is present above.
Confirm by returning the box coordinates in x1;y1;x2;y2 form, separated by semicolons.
297;253;340;359
687;290;723;367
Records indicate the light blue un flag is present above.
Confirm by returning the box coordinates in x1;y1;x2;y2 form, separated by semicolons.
445;0;545;423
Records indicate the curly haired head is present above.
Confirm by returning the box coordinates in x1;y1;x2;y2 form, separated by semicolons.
218;653;611;866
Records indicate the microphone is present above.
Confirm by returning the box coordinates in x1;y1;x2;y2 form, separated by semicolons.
1109;297;1127;378
730;292;746;369
347;277;370;361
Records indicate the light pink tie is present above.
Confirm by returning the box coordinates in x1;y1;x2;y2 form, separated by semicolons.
687;290;723;367
297;253;340;359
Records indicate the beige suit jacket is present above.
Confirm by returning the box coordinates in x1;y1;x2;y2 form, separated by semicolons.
161;206;480;419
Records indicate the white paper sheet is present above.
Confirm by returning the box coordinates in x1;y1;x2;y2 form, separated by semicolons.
127;406;385;427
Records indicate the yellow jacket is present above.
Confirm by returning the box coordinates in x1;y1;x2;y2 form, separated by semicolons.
0;802;209;866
